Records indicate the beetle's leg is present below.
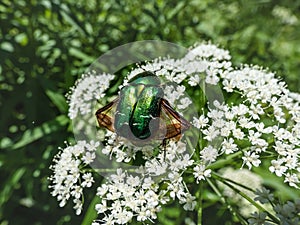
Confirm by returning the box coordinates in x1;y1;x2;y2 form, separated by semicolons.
162;138;167;160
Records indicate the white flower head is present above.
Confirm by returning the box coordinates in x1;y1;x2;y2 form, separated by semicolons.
242;151;261;170
49;140;99;212
49;41;300;225
67;71;115;119
193;164;212;183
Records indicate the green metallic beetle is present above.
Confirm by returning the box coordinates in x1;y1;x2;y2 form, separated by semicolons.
95;71;190;146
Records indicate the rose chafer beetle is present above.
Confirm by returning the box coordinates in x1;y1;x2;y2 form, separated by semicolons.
95;71;190;146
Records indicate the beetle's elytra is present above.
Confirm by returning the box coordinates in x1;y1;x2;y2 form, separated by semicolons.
95;71;190;145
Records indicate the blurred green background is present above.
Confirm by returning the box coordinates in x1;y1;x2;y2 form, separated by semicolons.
0;0;299;224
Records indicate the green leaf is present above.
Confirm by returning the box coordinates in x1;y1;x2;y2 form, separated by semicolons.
0;167;26;206
69;47;94;64
158;204;182;224
81;195;100;225
0;137;13;149
45;89;68;113
0;42;14;52
254;167;300;200
7;115;69;150
59;10;85;35
166;1;186;20
14;33;29;46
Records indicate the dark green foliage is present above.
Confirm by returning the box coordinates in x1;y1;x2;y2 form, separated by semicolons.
0;0;299;224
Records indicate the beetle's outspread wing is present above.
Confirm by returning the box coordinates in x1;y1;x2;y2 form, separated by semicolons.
95;98;119;132
159;98;191;140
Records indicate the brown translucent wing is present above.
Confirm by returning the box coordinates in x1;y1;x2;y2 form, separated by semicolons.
159;98;190;141
95;98;119;132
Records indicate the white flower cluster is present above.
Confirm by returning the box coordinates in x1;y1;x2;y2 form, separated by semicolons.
67;71;115;119
49;140;99;214
125;43;232;87
93;141;195;225
49;42;300;224
191;64;300;188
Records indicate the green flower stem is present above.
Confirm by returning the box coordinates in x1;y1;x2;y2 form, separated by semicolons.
196;182;203;225
212;173;280;224
208;151;242;170
200;75;206;105
198;78;206;155
186;137;197;159
212;172;255;193
207;178;249;225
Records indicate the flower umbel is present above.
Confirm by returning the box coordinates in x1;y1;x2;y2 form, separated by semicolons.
49;42;300;224
49;140;99;214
